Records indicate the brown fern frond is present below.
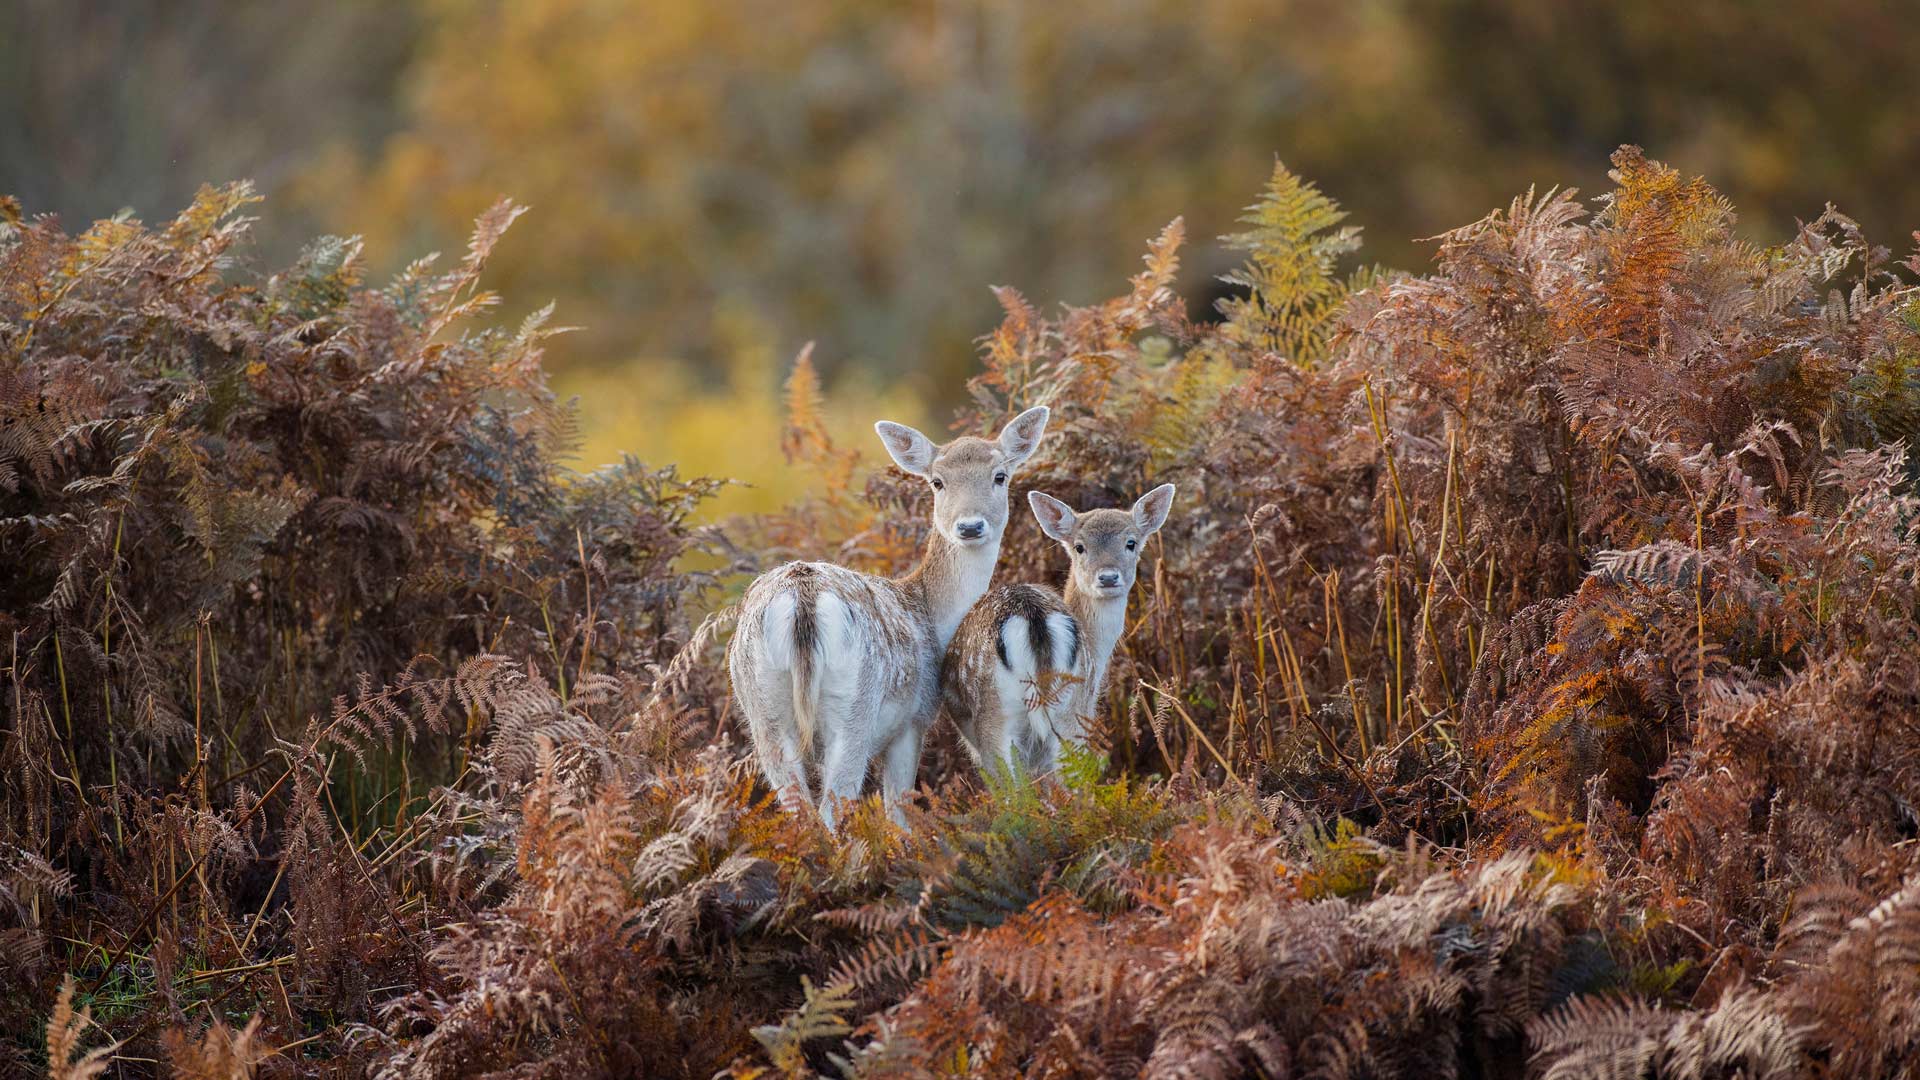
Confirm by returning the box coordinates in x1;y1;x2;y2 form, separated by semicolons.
45;977;116;1080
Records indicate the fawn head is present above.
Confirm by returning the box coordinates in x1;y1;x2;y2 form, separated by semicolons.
1028;484;1176;599
875;406;1049;548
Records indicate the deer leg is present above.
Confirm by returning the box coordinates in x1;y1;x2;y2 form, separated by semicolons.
984;713;1023;785
761;722;814;816
737;658;815;817
816;729;870;831
878;725;923;828
1030;729;1062;778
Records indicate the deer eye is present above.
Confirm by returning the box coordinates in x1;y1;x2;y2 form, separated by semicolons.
930;477;944;491
994;472;1007;485
1126;538;1137;551
1074;543;1085;554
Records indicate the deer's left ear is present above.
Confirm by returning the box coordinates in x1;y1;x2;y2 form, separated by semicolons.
1131;483;1176;535
997;405;1049;470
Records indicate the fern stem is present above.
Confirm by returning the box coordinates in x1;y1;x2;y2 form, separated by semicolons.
103;512;124;845
1323;569;1368;756
572;527;594;701
1416;428;1462;743
1140;681;1236;784
540;598;568;703
50;629;83;784
1695;494;1706;706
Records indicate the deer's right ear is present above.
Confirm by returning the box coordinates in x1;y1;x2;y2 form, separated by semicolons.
1028;490;1077;542
1131;483;1176;535
997;405;1050;470
874;421;937;477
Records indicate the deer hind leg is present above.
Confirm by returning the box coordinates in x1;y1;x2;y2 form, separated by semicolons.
806;593;876;830
1025;689;1080;778
990;712;1024;781
733;601;816;816
877;723;923;828
737;671;814;815
761;720;814;815
815;709;875;831
1026;723;1062;778
984;665;1032;782
816;737;870;831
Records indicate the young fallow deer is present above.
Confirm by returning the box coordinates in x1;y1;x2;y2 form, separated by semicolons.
728;406;1050;827
943;483;1176;777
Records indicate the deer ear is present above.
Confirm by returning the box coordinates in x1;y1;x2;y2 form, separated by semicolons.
997;405;1049;470
1027;490;1076;542
1131;483;1176;535
874;421;936;477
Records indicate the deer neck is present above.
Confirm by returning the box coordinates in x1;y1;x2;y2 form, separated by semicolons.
1064;579;1130;696
900;530;1000;651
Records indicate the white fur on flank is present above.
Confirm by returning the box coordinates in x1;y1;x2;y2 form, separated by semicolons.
758;592;799;670
991;609;1079;766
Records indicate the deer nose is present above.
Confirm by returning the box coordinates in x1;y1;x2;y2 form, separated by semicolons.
955;518;988;540
1097;570;1123;589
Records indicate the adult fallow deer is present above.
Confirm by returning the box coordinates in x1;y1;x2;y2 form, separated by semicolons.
728;407;1050;826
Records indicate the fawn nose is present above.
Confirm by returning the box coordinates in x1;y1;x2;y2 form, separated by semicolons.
1097;570;1123;589
955;517;988;541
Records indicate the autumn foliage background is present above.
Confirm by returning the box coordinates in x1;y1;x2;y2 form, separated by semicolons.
8;3;1920;1078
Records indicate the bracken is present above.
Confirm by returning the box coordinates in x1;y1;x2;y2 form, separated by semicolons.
6;147;1920;1078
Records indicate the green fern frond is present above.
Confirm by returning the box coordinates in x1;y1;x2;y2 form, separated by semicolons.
1058;740;1109;794
752;976;857;1078
266;233;364;321
1145;350;1234;462
1216;160;1366;366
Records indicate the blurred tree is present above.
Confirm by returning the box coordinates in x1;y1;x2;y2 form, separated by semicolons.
0;0;418;263
1403;0;1920;257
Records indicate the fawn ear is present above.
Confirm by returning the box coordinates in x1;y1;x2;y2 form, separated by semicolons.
1131;483;1176;535
1028;490;1077;542
997;405;1050;470
874;421;936;477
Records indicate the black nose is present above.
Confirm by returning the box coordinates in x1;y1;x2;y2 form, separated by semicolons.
956;520;986;539
1097;571;1122;588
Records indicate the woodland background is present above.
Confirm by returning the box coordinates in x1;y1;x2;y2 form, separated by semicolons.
7;2;1920;1078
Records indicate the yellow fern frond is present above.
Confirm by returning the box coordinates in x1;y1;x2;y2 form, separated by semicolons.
781;341;828;465
1216;160;1366;366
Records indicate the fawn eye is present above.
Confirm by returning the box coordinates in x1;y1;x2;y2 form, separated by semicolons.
1074;543;1085;554
930;477;944;491
1126;538;1137;551
994;472;1007;485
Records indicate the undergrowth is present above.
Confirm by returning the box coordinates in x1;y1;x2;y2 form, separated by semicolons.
5;149;1920;1077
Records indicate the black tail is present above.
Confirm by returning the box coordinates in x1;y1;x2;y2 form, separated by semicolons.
994;584;1078;674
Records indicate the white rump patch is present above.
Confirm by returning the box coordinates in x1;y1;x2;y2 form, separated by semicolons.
758;592;799;672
